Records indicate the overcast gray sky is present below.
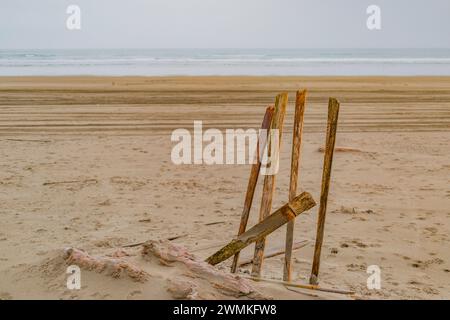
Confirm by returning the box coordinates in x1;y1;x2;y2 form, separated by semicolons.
1;0;449;49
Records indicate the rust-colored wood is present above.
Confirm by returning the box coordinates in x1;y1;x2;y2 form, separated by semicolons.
310;98;340;285
283;89;307;282
206;192;316;266
251;93;288;277
230;106;275;273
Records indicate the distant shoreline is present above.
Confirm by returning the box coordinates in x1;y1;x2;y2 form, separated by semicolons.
2;48;450;76
2;75;450;79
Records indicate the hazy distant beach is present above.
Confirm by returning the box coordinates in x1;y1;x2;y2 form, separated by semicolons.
2;48;450;76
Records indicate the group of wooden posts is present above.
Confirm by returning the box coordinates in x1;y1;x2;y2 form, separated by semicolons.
206;90;340;288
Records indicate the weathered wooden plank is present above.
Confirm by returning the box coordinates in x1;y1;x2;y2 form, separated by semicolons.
310;98;340;285
284;89;307;282
251;92;288;277
206;192;316;266
230;105;275;273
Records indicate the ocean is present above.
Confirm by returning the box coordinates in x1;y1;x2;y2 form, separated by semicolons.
1;48;450;76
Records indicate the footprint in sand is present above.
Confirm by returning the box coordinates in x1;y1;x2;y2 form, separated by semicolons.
423;227;438;235
411;258;444;270
351;239;368;248
346;263;367;272
110;176;147;191
98;199;111;206
0;175;23;187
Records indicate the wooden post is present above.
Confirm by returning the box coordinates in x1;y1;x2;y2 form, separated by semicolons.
251;93;288;277
230;106;275;273
206;192;316;266
283;89;307;281
309;98;340;285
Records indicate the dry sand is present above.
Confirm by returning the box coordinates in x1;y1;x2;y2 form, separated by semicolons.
0;76;449;300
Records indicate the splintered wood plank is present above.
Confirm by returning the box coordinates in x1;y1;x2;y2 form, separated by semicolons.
206;192;316;266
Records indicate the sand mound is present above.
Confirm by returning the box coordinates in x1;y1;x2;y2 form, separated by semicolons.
1;239;352;300
1;241;271;300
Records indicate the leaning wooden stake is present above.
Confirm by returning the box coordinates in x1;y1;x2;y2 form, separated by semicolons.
251;93;288;277
283;89;307;282
206;192;316;266
309;98;340;285
230;106;275;273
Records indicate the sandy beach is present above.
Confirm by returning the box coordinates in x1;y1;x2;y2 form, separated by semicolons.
0;76;449;300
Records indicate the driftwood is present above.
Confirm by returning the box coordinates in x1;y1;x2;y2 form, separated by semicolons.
63;241;269;299
318;146;364;153
252;93;288;277
43;179;98;186
310;98;340;285
239;240;309;267
142;241;269;299
242;275;355;295
284;89;307;281
63;247;149;282
205;221;226;226
206;192;316;266
231;106;274;273
6;138;51;143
